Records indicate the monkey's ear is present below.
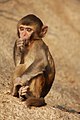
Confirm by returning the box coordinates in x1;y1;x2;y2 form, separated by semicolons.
40;26;48;37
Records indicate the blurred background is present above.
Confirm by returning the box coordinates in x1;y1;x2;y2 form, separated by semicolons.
0;0;80;119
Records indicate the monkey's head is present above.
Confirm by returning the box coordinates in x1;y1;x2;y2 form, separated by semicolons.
17;14;48;41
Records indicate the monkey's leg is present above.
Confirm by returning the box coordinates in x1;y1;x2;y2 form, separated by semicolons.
12;85;21;97
25;74;46;107
11;77;22;97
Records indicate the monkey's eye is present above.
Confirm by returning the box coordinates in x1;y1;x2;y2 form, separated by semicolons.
19;27;24;31
19;26;33;32
26;28;33;32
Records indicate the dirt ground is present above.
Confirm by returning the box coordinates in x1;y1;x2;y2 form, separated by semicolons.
0;0;80;120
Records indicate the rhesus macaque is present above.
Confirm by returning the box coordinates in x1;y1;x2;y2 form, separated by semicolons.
11;14;55;107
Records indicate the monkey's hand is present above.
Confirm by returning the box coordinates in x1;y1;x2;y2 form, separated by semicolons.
19;86;30;101
17;38;26;52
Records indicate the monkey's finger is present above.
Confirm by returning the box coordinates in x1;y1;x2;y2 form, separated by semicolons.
21;89;28;93
17;44;24;50
17;38;26;43
17;41;24;46
19;87;25;96
21;92;27;96
22;88;27;91
24;86;29;90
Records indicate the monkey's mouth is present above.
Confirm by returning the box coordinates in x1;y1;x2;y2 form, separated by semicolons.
22;39;29;46
25;40;29;45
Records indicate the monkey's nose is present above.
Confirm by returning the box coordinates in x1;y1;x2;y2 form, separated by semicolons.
23;31;28;36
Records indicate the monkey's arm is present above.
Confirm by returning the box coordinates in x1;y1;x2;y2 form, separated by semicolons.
12;63;26;96
12;54;45;96
13;41;21;66
13;64;27;79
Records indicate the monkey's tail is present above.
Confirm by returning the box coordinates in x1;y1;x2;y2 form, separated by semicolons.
26;97;46;108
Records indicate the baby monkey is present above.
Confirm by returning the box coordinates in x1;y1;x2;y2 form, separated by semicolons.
11;14;55;107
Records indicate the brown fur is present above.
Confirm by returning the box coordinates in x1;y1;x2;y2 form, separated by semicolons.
26;97;46;108
11;14;55;107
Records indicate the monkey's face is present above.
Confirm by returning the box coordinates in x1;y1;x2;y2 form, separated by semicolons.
19;25;36;42
17;24;39;51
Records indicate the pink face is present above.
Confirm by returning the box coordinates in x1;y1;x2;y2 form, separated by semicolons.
19;25;35;40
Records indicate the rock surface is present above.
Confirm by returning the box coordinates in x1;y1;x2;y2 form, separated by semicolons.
0;0;80;119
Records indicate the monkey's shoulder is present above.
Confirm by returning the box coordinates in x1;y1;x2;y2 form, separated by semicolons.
33;39;48;51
